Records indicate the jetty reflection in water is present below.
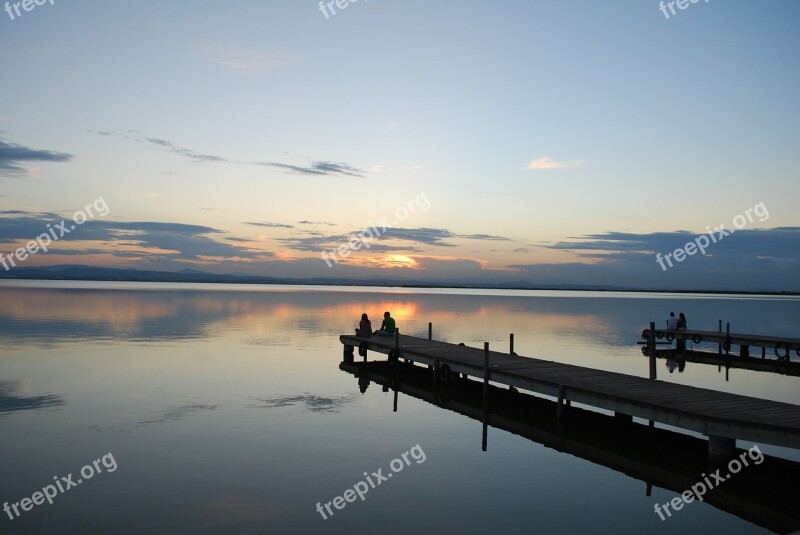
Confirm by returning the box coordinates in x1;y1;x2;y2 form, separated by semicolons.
341;360;800;534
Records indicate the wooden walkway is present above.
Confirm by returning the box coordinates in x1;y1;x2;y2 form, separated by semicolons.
340;333;800;451
646;327;800;359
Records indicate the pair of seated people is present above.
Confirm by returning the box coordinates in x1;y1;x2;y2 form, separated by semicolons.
356;311;395;337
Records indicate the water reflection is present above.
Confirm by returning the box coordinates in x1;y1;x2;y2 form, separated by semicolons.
0;380;64;414
2;282;799;400
250;394;357;413
341;360;800;533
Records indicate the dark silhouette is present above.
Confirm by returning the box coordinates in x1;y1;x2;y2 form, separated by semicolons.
374;311;396;336
677;312;687;331
356;313;372;337
666;311;678;330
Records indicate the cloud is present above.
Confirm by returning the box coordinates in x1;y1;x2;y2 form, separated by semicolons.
546;227;800;262
380;227;458;247
0;138;73;176
526;156;588;170
274;226;514;255
297;220;336;226
277;233;420;253
259;161;365;178
93;130;364;177
0;211;273;262
244;221;294;229
200;43;288;74
144;137;227;163
459;233;511;241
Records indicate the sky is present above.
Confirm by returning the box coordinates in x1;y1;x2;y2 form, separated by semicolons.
1;0;798;291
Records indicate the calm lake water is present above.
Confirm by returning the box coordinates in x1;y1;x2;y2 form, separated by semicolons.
1;280;799;534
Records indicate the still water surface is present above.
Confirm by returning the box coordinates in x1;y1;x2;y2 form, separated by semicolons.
1;280;799;534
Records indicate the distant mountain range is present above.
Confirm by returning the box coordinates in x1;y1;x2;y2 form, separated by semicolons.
1;265;796;295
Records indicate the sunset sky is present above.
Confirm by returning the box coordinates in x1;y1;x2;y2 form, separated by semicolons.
1;0;798;290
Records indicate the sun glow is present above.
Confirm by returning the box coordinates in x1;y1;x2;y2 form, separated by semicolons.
383;255;419;269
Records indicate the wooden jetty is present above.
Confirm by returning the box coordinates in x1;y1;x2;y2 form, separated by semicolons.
644;325;800;360
341;360;800;533
340;328;800;457
643;347;800;378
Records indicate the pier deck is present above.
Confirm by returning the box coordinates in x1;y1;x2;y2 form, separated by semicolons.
646;327;800;359
339;333;800;450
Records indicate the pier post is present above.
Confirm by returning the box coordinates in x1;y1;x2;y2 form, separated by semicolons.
510;333;514;355
718;320;722;356
483;342;490;400
648;322;657;380
482;342;490;452
557;384;566;419
343;344;354;364
395;328;400;356
428;322;432;340
725;322;731;356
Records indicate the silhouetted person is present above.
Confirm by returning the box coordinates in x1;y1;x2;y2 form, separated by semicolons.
374;311;396;336
677;312;687;331
356;313;372;337
666;312;678;330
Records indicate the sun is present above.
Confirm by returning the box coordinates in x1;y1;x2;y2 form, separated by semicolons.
384;255;419;269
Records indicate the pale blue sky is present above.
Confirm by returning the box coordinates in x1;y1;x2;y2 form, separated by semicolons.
1;0;798;290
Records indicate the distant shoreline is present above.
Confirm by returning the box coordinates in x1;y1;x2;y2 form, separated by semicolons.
1;266;797;297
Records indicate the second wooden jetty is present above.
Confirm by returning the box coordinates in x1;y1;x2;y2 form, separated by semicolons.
339;330;800;457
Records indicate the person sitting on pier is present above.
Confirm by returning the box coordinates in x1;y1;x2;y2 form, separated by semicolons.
373;311;396;336
666;312;678;330
677;312;687;331
356;313;372;337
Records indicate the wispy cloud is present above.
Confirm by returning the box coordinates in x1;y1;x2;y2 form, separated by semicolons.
244;221;294;229
297;220;336;226
144;137;227;163
259;161;365;178
200;43;288;74
92;129;364;178
459;233;511;241
526;156;588;170
0;138;73;176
